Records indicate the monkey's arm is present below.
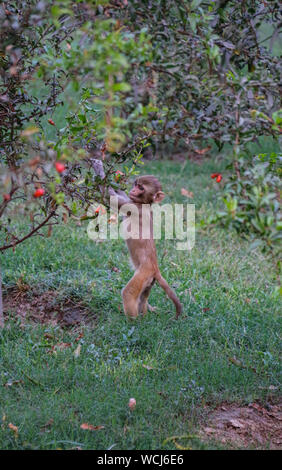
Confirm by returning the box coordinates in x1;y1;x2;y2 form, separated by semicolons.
90;158;129;208
109;187;130;208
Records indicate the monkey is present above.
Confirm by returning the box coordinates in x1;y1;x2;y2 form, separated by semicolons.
110;175;182;319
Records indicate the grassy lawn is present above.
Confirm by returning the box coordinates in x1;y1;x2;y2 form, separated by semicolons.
0;158;281;450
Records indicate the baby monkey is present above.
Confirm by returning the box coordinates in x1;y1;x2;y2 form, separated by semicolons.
112;175;182;319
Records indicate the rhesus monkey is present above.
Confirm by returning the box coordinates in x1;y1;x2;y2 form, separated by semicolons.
110;175;182;319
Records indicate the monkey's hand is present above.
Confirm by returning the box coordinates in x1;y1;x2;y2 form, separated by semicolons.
109;187;130;208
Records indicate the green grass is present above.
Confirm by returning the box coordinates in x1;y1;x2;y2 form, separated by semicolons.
0;159;281;450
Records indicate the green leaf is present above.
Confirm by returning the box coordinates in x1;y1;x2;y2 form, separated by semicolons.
191;0;203;9
272;110;282;125
112;83;131;92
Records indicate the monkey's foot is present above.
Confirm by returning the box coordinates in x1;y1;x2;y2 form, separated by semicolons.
148;304;157;312
125;312;139;320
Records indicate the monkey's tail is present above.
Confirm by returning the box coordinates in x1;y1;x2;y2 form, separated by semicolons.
155;273;182;318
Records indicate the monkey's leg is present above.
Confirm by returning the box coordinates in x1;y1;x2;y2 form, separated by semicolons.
122;271;151;319
138;280;155;315
155;273;182;318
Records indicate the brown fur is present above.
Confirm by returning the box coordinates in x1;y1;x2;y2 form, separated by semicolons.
114;175;182;319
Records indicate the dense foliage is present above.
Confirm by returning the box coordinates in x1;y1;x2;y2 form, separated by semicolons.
0;0;153;254
0;0;281;255
212;150;281;253
114;0;281;154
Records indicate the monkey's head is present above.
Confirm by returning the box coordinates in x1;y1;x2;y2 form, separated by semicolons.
129;175;165;204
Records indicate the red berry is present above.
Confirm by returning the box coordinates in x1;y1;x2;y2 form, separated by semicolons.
3;193;11;201
211;173;219;179
33;188;45;198
95;206;106;215
216;174;222;183
55;162;66;173
48;119;55;126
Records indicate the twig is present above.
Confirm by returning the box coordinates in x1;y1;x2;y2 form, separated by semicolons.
0;209;57;252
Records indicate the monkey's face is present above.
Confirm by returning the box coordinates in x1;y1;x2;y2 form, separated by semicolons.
129;180;145;203
129;176;165;204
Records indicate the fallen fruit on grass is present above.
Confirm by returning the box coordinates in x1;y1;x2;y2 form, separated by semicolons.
128;398;136;410
80;423;105;431
8;423;18;437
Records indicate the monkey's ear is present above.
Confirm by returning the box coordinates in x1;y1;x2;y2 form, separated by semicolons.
153;191;165;203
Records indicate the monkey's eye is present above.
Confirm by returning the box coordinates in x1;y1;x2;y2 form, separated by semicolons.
138;185;144;191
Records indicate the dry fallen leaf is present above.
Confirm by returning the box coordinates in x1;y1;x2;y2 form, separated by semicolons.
111;266;120;273
204;427;217;434
181;188;194;198
75;332;84;342
8;423;18;437
80;423;105;431
54;342;71;350
40;418;54;432
123;424;129;435
229;356;244;367
44;333;55;340
228;419;244;429
229;356;257;374
4;379;23;388
49;342;72;354
269;385;278;390
142;364;154;370
194;146;211;155
74;344;81;358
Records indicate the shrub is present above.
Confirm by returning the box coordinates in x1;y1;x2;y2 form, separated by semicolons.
213;150;281;252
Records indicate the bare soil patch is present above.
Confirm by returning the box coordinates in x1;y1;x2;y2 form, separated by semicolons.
200;401;282;449
3;287;96;326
